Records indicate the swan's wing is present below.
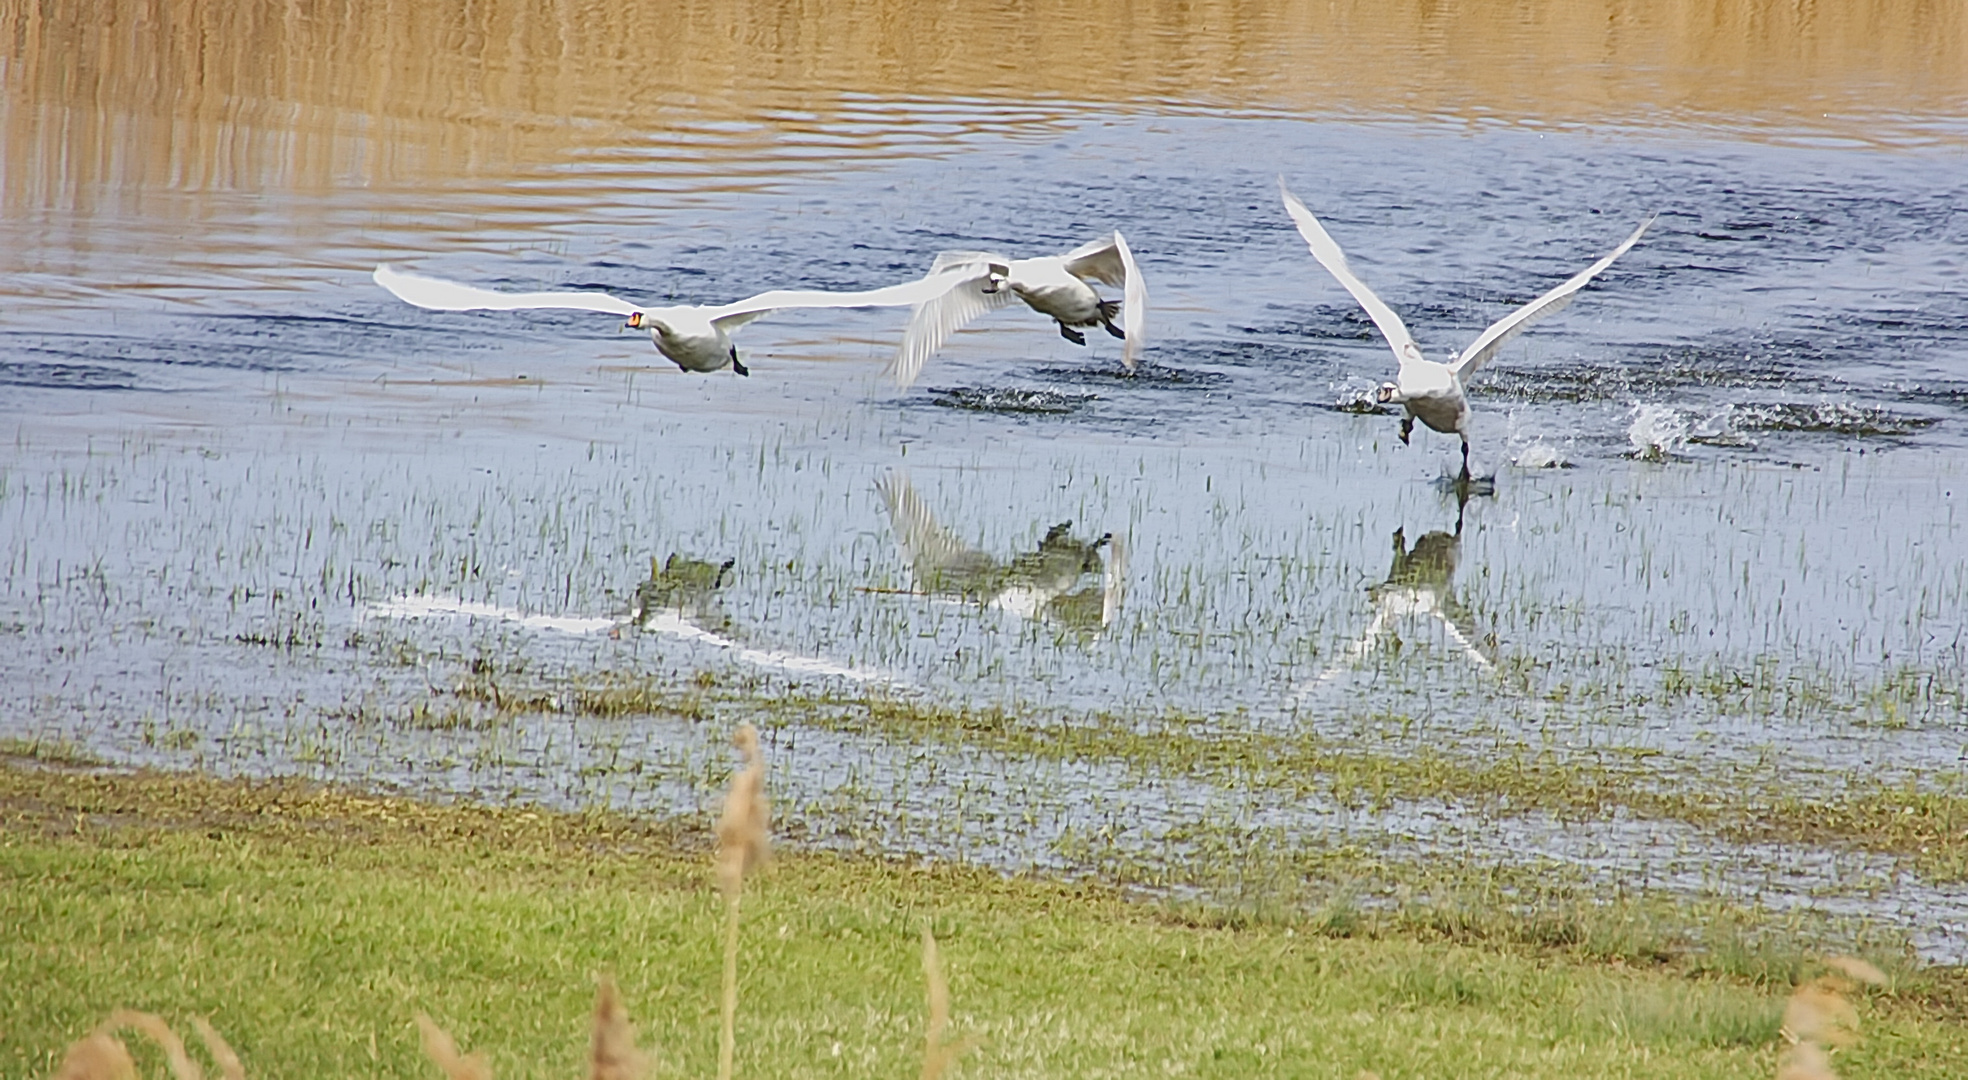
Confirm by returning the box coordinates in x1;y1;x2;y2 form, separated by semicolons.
704;271;983;333
374;264;640;316
1431;602;1497;672
927;250;1009;276
1115;230;1146;372
885;271;1017;387
1432;592;1497;670
1298;605;1395;693
874;471;993;582
1100;532;1128;628
1061;234;1127;288
1060;232;1146;370
1450;213;1657;380
1278;178;1427;371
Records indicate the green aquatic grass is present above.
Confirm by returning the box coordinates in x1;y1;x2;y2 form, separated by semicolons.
423;666;1968;885
5;764;1964;1080
0;734;107;768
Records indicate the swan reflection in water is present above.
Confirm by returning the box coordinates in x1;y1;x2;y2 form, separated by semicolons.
625;553;894;683
362;553;893;683
875;470;1126;634
629;554;736;636
1303;498;1495;691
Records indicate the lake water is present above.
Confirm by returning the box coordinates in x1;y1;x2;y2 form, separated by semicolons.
5;0;1967;959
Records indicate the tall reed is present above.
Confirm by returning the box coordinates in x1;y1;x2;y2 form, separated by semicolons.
715;723;771;1080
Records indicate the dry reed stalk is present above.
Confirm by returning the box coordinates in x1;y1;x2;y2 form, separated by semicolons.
918;928;973;1080
187;1019;244;1080
112;1012;202;1080
50;1028;136;1080
1771;957;1887;1080
715;724;771;901
1822;956;1887;987
589;977;647;1080
1780;979;1860;1049
51;1012;247;1080
714;723;770;1080
1774;1041;1839;1080
415;1015;492;1080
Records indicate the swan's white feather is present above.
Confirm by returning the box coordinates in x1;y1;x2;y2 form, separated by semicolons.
1278;179;1428;371
1450;212;1657;379
1114;230;1146;372
373;264;641;316
1061;234;1127;288
705;271;986;332
886;272;1016;387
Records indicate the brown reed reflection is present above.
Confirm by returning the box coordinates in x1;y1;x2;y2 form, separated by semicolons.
5;0;1964;212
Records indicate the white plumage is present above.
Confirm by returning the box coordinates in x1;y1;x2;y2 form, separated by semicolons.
1279;178;1655;478
887;232;1147;387
374;263;978;376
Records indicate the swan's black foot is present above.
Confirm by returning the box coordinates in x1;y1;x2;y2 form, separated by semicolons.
1097;300;1124;338
1398;417;1414;445
731;353;750;377
1058;323;1087;346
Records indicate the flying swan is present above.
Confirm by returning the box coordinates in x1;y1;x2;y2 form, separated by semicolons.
1278;179;1655;478
374;263;977;376
886;232;1146;387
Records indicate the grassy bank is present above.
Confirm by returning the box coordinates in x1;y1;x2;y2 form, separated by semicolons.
3;762;1963;1079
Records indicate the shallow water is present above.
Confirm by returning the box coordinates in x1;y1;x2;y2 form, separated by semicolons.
5;0;1967;958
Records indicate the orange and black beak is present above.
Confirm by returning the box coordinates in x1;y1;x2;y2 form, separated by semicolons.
623;312;644;332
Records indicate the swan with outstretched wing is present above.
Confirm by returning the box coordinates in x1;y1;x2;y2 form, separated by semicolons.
375;263;977;376
887;232;1146;387
1279;179;1655;478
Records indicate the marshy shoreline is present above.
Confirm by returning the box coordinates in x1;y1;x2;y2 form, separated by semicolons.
6;755;1967;1078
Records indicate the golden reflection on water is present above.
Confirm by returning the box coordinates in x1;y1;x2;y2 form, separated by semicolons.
2;0;1963;289
7;0;1966;193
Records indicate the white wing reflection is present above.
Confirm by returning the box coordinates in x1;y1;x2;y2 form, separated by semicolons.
364;554;895;684
875;470;1126;635
1300;503;1495;693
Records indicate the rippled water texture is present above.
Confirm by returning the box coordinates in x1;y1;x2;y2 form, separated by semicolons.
5;1;1967;957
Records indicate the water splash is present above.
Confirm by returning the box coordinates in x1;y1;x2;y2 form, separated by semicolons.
1627;403;1690;460
1511;441;1570;469
929;387;1096;414
1332;384;1387;414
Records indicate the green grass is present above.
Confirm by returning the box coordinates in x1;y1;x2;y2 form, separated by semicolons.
4;765;1965;1079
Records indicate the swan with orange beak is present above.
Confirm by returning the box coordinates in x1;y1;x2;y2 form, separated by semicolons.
1278;179;1655;479
375;263;980;376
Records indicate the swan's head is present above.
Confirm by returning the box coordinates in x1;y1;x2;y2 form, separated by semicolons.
978;262;1012;294
625;311;670;341
1375;381;1401;404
